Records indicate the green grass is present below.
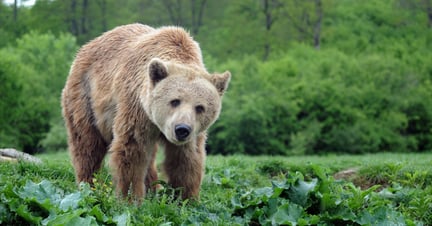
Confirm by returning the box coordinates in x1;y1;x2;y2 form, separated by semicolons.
1;152;431;225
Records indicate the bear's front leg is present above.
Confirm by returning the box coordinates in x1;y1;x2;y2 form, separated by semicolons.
145;144;159;192
109;137;154;200
163;134;206;200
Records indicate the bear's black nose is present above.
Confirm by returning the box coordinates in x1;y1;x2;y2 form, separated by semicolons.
175;124;191;141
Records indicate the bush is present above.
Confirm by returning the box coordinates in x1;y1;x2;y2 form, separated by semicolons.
207;44;432;155
207;56;299;155
39;120;68;152
0;32;77;153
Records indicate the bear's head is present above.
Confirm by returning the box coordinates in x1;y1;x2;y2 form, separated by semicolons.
142;58;231;145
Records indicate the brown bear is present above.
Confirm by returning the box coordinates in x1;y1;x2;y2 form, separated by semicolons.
61;23;230;200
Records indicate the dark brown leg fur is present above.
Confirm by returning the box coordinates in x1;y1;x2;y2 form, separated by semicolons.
63;87;108;184
162;134;206;200
109;137;155;200
145;144;159;192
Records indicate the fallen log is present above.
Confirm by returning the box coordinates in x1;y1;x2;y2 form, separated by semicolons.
0;148;42;164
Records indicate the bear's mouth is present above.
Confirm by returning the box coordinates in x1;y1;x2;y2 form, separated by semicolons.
167;136;191;146
163;130;192;146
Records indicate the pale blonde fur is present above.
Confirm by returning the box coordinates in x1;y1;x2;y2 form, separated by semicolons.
61;23;230;201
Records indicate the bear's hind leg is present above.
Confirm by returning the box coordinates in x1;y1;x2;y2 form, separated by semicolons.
63;91;108;184
66;119;108;184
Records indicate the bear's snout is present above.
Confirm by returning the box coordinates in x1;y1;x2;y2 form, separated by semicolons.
175;124;192;141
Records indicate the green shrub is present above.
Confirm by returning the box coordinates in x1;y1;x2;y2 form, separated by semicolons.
0;32;77;153
39;120;68;152
208;44;432;155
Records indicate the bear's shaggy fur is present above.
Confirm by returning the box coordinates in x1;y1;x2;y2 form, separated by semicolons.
61;23;230;200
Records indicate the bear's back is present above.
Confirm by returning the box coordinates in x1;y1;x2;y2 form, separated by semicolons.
134;26;204;67
67;24;205;140
75;24;155;67
73;24;203;81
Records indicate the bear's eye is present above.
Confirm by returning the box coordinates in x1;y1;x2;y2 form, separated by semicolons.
170;99;181;107
195;105;205;114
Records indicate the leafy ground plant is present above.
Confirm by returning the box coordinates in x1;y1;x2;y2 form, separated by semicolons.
0;179;131;225
0;152;431;225
232;166;411;225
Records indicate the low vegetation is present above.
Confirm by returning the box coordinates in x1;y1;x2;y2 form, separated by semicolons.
1;0;431;156
1;152;431;225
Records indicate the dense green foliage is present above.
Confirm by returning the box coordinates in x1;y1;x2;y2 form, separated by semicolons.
208;46;432;155
1;152;431;225
0;32;76;153
0;0;431;155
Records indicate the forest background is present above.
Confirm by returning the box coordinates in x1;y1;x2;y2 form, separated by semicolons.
0;0;431;156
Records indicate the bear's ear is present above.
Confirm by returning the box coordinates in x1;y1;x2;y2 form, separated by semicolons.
211;71;231;96
149;58;169;86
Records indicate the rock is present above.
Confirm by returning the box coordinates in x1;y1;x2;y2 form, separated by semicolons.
333;168;359;180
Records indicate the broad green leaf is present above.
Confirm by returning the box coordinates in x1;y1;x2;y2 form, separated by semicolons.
59;192;82;211
266;198;280;216
271;203;303;226
67;216;98;226
320;192;338;210
231;196;244;209
114;211;131;226
357;206;406;226
212;175;222;185
43;209;88;226
328;206;357;221
287;178;318;207
271;180;290;189
89;205;109;223
271;180;290;198
254;187;273;200
311;165;327;181
0;203;10;223
16;204;42;224
17;180;62;211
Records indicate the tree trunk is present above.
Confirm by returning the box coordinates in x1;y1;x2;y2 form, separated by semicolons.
162;0;183;25
70;0;79;36
262;0;273;61
13;0;18;22
81;0;89;35
191;0;197;31
176;0;183;25
191;0;207;35
313;0;323;50
97;0;107;31
425;0;432;28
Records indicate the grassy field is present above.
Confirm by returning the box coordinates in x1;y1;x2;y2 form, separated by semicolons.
1;151;431;225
